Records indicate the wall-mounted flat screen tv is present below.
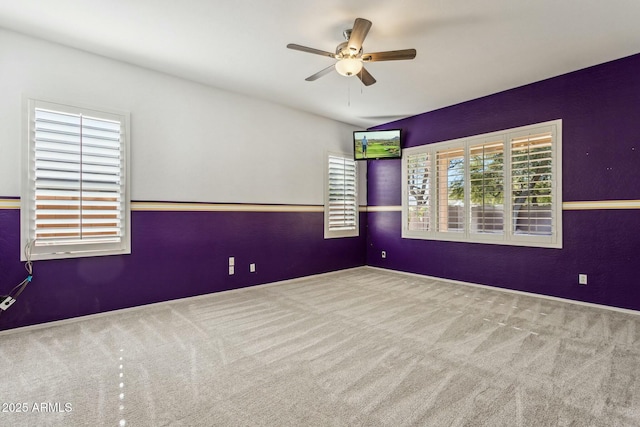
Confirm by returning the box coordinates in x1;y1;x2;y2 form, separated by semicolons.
353;129;402;161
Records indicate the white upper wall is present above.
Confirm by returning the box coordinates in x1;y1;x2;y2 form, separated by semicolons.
0;29;365;205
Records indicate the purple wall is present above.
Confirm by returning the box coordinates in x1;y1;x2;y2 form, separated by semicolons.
0;206;366;331
367;53;640;311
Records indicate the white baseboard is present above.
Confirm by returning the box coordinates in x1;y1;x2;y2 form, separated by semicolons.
366;266;640;317
4;264;637;337
0;266;365;337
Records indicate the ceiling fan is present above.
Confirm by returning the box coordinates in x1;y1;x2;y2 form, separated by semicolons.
287;18;417;86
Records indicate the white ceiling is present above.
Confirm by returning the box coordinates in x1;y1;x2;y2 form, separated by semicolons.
1;0;640;128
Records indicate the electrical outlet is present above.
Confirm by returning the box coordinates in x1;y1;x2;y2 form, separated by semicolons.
0;296;16;311
579;274;587;285
229;257;235;266
250;263;256;273
381;251;386;259
228;266;235;275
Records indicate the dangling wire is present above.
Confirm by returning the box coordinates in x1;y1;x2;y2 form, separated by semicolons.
14;240;34;298
0;240;34;316
24;239;33;275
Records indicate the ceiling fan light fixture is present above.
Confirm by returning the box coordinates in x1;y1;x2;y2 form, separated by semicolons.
335;58;363;77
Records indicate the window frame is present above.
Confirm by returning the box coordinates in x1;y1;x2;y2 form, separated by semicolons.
324;152;359;239
21;97;131;261
402;120;562;248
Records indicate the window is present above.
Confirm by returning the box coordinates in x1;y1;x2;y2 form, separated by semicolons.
402;120;562;248
324;154;358;238
21;99;131;260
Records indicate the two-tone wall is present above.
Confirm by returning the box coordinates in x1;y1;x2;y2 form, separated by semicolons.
0;29;366;331
367;53;640;311
3;28;639;332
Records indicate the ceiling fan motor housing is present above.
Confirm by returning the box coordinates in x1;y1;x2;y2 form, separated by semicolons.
335;41;361;59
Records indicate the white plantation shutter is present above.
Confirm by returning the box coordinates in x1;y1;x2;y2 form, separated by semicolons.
22;99;130;260
510;131;554;236
469;140;504;234
325;154;358;238
405;151;431;231
436;146;465;233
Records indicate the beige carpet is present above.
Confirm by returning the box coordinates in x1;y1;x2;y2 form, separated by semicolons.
1;267;640;426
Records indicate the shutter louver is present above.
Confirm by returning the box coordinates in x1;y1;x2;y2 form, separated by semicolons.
33;108;123;245
510;132;553;236
327;155;357;231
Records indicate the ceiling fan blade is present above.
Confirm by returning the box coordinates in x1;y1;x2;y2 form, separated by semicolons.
305;64;335;81
357;67;376;86
362;49;417;62
287;43;336;58
347;18;372;54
